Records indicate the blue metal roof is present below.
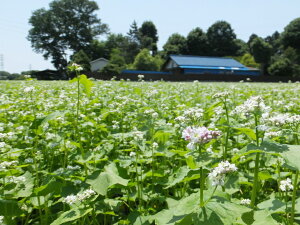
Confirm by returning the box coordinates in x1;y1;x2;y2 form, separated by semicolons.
180;65;252;71
122;70;171;74
170;55;246;68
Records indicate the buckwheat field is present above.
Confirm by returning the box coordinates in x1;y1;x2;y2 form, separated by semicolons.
0;77;300;224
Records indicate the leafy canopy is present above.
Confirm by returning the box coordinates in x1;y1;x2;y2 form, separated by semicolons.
27;0;108;71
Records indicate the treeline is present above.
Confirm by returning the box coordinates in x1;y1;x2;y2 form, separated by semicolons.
0;71;38;80
25;0;300;77
77;19;300;77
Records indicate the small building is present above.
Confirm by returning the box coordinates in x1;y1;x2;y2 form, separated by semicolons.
90;58;109;72
33;69;65;80
163;55;260;76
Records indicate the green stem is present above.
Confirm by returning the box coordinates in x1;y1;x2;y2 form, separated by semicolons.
285;191;288;222
277;161;282;198
199;146;204;207
254;114;260;146
151;146;155;194
135;153;141;210
200;167;204;207
224;128;230;160
76;73;80;144
290;170;299;224
204;185;218;205
223;99;230;160
250;153;260;208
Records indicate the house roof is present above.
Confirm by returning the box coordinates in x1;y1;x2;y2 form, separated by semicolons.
90;58;109;64
168;55;247;69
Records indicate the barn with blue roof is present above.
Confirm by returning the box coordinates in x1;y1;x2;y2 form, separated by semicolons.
163;55;260;76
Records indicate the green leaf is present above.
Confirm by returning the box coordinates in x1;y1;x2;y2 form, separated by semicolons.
153;130;171;145
0;199;23;217
30;111;66;130
257;194;285;213
165;166;191;189
158;196;251;225
79;75;93;96
204;199;251;225
224;174;240;195
86;163;128;196
50;207;92;225
252;209;278;225
281;145;300;171
258;170;272;181
186;155;197;169
234;127;257;141
15;171;34;197
34;180;63;196
251;142;300;171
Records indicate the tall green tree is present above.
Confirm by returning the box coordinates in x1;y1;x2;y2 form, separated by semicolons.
100;49;126;75
138;21;159;55
133;49;162;71
163;33;187;58
126;21;141;62
186;27;209;55
268;47;300;77
265;31;281;54
104;33;139;64
268;58;294;77
234;39;249;56
207;21;239;56
250;37;272;75
281;18;300;52
127;20;140;43
87;40;109;61
70;50;91;72
27;0;108;71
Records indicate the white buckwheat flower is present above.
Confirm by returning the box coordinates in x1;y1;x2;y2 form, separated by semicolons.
24;86;35;93
77;189;96;201
279;178;293;192
63;188;96;205
182;126;221;149
0;215;4;224
233;96;270;116
0;142;6;148
212;91;229;99
240;199;251;205
208;161;237;186
129;152;136;157
63;194;77;205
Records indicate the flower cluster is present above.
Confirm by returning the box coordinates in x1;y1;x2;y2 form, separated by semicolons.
63;189;96;205
233;96;270;116
24;86;35;93
0;215;3;224
268;113;300;126
0;160;17;171
68;63;83;72
208;161;237;186
279;178;293;192
212;91;229;99
67;165;81;171
240;199;251;205
7;175;26;184
137;74;144;80
182;126;221;149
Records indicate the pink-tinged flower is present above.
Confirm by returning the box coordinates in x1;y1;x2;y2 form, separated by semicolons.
182;126;194;141
182;126;221;147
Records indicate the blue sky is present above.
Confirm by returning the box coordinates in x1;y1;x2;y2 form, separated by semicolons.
1;0;300;73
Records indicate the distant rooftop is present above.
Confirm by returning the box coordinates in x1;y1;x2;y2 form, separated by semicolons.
169;55;246;68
